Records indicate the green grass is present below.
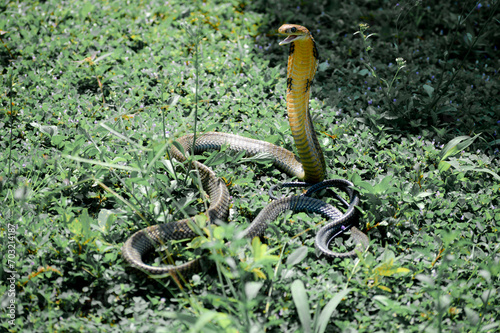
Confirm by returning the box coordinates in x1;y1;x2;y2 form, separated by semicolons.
1;0;499;332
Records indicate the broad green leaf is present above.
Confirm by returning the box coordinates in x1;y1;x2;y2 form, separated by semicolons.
423;84;434;97
286;246;308;266
481;289;495;305
291;280;311;333
194;214;207;229
439;229;460;246
97;209;116;234
79;3;94;17
31;122;58;136
14;186;32;200
244;281;263;301
439;134;481;161
356;180;375;194
415;191;434;199
415;274;435;286
437;295;451;312
241;152;275;164
373;175;394;194
464;32;473;45
373;295;390;307
189;235;205;249
252;237;265;259
357;68;370;76
251;237;279;266
375;261;410;276
446;161;500;180
212;226;225;240
481;322;500;332
51;134;67;147
172;140;187;157
68;208;94;239
315;288;351;333
79;209;92;238
478;270;491;283
205;123;219;133
67;216;82;235
438;160;451;172
231;177;253;186
318;61;330;72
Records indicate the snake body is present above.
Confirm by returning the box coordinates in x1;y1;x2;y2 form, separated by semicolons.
122;24;369;275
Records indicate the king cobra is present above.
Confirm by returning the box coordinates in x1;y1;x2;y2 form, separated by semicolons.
122;24;369;275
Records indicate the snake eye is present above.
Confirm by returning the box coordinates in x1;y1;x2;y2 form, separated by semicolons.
291;27;297;33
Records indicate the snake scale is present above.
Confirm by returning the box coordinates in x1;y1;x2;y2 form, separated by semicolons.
122;24;369;275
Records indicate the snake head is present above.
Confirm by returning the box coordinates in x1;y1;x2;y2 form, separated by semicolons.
278;24;311;45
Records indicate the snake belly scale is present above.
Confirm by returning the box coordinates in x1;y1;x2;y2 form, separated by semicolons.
122;24;369;275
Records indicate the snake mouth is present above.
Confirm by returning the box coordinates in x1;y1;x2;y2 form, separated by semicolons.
279;35;298;45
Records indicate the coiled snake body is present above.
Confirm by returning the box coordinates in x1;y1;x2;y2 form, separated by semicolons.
122;24;369;275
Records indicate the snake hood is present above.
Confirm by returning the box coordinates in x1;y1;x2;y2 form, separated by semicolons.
278;24;325;183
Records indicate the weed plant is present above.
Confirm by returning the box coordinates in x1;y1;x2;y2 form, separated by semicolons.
0;0;499;332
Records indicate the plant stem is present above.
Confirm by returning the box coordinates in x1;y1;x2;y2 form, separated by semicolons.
161;79;167;141
7;71;14;176
192;26;199;154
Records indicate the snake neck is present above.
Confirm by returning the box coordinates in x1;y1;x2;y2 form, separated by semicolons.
286;36;326;183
